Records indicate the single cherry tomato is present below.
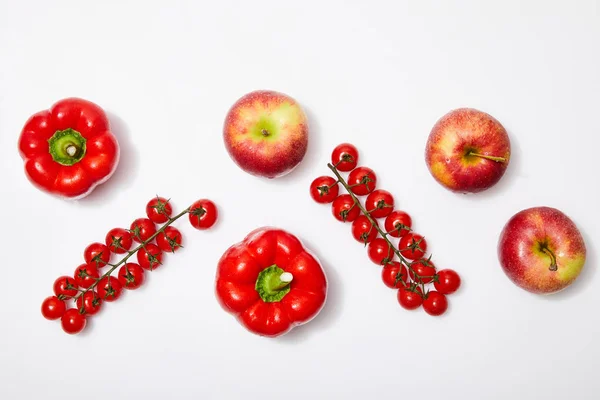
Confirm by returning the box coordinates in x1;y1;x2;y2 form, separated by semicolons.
53;276;78;298
409;258;436;284
384;210;412;238
105;228;133;254
76;291;103;316
118;263;145;289
331;194;360;222
74;263;100;289
347;167;377;196
137;243;164;270
146;196;173;223
397;285;423;310
423;291;448;316
156;226;183;253
367;238;394;265
434;269;461;294
365;189;394;218
129;218;157;243
189;199;218;230
381;261;408;288
331;143;359;171
96;276;123;302
83;242;111;267
351;215;379;244
61;309;86;334
399;233;427;260
41;296;66;320
310;176;339;204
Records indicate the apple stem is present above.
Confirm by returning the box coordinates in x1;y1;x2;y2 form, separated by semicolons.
468;152;507;163
541;246;558;271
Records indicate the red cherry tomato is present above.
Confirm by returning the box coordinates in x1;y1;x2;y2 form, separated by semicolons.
61;309;86;334
367;238;394;265
434;269;461;294
384;210;412;238
96;276;123;302
423;291;448;316
41;296;66;320
83;242;111;267
130;218;157;243
189;199;218;230
365;189;394;218
347;167;377;196
381;261;408;288
137;243;164;270
118;263;145;289
156;226;183;253
74;263;100;289
146;196;173;224
351;215;379;244
409;258;436;284
331;143;359;171
331;194;360;222
76;291;103;316
105;228;133;254
397;285;423;310
399;233;427;260
53;276;78;298
310;176;339;204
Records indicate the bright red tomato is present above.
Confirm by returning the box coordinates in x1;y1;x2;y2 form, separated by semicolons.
347;167;377;196
367;238;394;265
83;242;111;267
409;258;436;284
105;228;133;254
118;263;145;289
310;176;339;204
53;276;78;298
137;243;163;270
61;309;86;334
130;218;157;243
397;285;423;310
331;143;359;171
423;291;448;316
96;276;122;302
331;194;360;222
156;226;183;253
189;199;218;230
41;296;66;320
384;210;412;238
365;189;394;218
146;196;173;223
434;269;461;294
74;263;100;289
76;291;103;316
399;233;427;260
351;215;379;244
381;261;408;288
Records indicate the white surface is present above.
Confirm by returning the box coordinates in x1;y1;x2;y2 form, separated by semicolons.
1;1;599;399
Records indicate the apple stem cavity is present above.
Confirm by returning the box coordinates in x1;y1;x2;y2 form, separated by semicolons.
468;151;507;163
261;129;270;137
540;245;559;271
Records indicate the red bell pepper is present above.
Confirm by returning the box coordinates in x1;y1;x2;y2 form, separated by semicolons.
18;98;119;199
216;227;328;337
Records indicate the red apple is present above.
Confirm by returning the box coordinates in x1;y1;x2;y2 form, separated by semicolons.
425;108;511;193
498;207;586;294
223;90;308;178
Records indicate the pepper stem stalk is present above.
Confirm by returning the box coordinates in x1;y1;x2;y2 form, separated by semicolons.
255;265;292;302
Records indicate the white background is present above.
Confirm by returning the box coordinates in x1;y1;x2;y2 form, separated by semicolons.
1;1;599;399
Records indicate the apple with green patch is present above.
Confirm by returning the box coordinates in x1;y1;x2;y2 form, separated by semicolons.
223;90;308;178
425;108;510;193
498;206;586;294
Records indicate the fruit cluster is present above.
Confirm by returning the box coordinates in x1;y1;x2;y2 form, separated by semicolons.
310;144;461;316
40;196;218;334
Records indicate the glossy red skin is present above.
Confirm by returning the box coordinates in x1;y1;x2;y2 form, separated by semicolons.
310;176;339;204
365;190;394;218
61;309;86;334
189;199;218;230
156;226;183;253
118;263;145;289
351;215;379;244
498;206;586;294
409;259;436;284
399;233;427;260
434;269;461;294
381;262;408;288
425;108;510;193
146;197;173;223
130;218;157;243
18;98;119;199
83;242;111;267
331;194;360;222
348;167;377;196
423;291;448;316
331;143;359;171
215;227;327;338
384;211;412;238
96;276;123;302
137;243;164;270
105;228;133;254
76;291;103;315
223;90;308;179
74;263;100;289
53;276;78;297
397;286;423;310
41;296;66;320
368;238;394;265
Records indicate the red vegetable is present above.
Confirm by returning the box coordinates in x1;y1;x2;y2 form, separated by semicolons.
215;227;327;337
18;98;119;199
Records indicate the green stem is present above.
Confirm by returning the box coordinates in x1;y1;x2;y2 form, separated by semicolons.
468;152;507;163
